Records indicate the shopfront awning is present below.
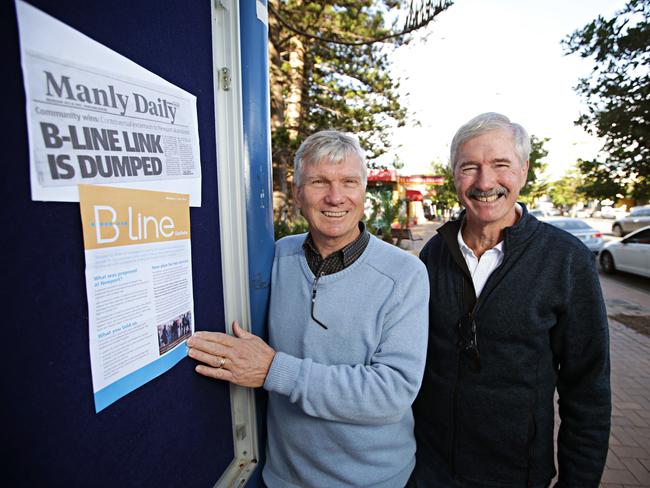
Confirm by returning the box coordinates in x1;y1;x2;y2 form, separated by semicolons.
368;168;398;182
406;189;423;201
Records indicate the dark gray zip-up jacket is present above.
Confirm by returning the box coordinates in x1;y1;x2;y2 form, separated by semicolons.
413;205;611;487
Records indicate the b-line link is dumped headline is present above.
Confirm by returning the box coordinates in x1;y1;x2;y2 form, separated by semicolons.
41;123;165;180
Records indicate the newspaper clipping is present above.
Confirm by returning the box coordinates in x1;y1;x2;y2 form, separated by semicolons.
79;185;194;412
15;0;202;206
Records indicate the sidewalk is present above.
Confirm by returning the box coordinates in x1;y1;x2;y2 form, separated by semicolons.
603;320;650;487
397;219;441;256
402;220;650;486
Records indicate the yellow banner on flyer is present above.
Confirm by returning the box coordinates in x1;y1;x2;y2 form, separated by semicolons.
79;184;190;250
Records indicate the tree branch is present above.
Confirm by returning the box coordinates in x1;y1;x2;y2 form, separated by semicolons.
268;1;453;46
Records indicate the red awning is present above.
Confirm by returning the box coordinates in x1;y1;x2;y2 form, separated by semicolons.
406;189;423;201
401;175;445;185
368;168;397;182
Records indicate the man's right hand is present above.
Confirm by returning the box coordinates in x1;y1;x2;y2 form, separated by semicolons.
187;321;276;388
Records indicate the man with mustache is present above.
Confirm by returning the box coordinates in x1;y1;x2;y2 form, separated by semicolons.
188;130;429;487
409;113;611;487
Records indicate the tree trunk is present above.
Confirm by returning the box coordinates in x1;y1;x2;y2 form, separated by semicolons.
268;0;305;220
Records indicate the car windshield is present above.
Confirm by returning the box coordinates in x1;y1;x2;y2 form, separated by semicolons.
549;220;591;230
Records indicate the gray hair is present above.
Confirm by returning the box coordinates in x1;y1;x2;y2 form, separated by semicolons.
449;112;531;170
293;130;367;187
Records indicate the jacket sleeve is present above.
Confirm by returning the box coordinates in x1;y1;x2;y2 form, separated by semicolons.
553;251;611;486
263;265;430;425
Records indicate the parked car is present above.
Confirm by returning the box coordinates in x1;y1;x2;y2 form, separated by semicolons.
575;208;594;218
600;205;628;220
450;207;463;220
529;208;549;219
612;204;650;236
545;217;604;254
600;225;650;278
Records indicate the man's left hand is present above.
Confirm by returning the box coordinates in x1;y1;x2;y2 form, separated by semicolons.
187;321;275;388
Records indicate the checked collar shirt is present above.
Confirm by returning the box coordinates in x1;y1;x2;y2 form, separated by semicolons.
303;222;370;277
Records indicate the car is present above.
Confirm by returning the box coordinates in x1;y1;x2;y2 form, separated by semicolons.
600;205;628;220
545;217;604;254
450;207;463;220
600;225;650;278
611;204;650;236
529;208;549;219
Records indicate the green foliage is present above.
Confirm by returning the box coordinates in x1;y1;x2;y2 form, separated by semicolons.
548;172;584;211
429;162;458;208
364;190;407;245
519;135;550;204
563;0;650;200
272;2;415;154
274;216;310;240
576;158;627;201
520;135;551;198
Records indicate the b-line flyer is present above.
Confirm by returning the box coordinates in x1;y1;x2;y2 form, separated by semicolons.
79;185;194;412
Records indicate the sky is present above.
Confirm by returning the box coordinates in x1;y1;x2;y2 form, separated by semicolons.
383;0;628;180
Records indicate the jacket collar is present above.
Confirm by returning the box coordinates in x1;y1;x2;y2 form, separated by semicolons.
438;217;469;278
438;202;537;253
437;203;540;301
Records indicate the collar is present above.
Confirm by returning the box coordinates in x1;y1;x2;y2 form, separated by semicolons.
303;222;370;276
438;202;535;273
456;204;521;257
457;230;504;259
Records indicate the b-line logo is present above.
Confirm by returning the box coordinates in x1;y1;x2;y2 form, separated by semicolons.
92;205;175;244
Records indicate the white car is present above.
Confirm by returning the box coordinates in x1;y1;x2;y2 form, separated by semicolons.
600;205;628;220
545;217;604;253
599;226;650;278
575;208;594;218
529;208;549;219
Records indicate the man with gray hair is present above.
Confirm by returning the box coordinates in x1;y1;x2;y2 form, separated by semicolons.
410;113;611;487
188;130;429;487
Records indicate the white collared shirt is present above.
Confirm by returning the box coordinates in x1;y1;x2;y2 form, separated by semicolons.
457;204;522;297
457;230;504;298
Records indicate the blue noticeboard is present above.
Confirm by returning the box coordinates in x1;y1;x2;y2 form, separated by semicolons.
1;1;272;486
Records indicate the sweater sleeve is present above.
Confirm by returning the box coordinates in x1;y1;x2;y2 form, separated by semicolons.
263;265;430;425
553;251;611;486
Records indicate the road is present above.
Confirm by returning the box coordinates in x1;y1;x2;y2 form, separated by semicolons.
585;217;650;319
600;268;650;315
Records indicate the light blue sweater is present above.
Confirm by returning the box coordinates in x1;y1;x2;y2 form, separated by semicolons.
262;234;429;488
